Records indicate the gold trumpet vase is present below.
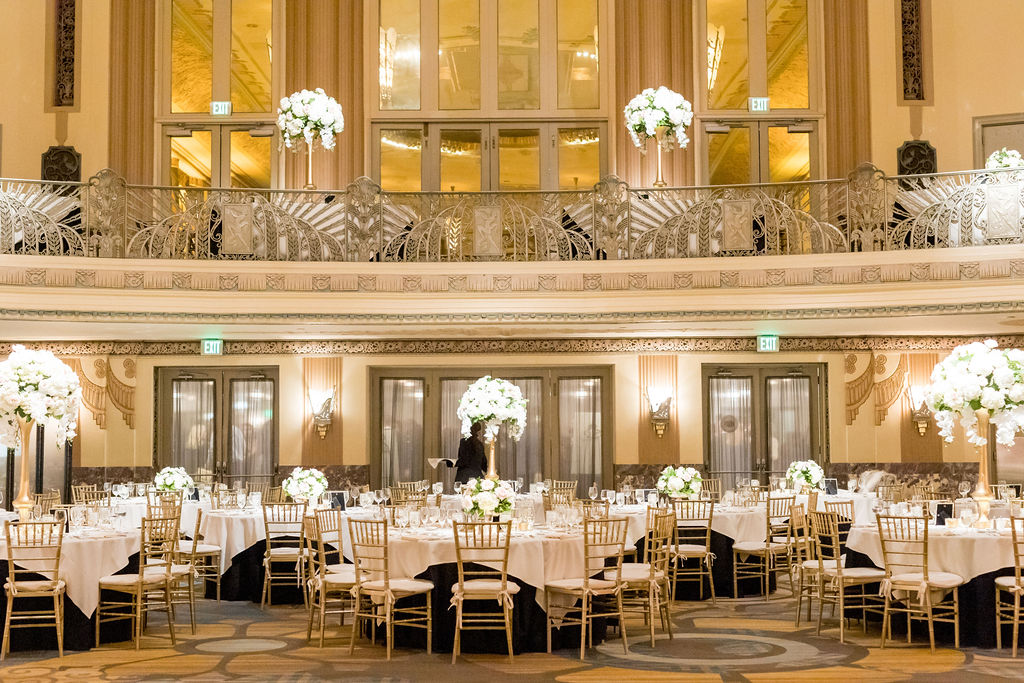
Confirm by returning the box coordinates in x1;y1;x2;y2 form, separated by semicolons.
652;125;670;188
13;416;35;521
304;144;316;191
486;438;498;481
972;407;994;526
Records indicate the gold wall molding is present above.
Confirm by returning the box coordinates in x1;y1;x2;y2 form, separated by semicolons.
6;335;1024;358
874;353;909;425
65;356;106;428
845;352;874;425
100;358;135;429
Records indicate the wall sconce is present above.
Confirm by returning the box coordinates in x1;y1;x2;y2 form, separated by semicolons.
308;387;335;439
907;385;932;436
647;388;672;438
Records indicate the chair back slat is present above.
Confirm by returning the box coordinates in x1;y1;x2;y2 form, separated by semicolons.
808;510;848;578
645;508;675;579
1011;515;1024;586
348;518;390;587
824;499;854;522
876;514;930;581
453;520;512;590
671;499;714;549
702;478;723;502
262;502;307;555
583;517;627;586
71;483;98;504
141;514;181;578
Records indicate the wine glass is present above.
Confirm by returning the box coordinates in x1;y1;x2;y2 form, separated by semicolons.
847;476;857;493
516;477;524;494
958;480;971;498
432;481;443;496
602;489;615;505
588;483;599;501
622;484;633;504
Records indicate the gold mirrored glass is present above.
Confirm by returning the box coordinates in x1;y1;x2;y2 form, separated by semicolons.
498;128;540;190
380;0;421;110
170;131;213;187
708;127;751;185
707;0;749;110
380;128;422;191
171;0;213;113
558;127;600;190
230;0;273;113
440;129;483;192
439;0;480;110
766;0;809;109
556;0;599;110
229;131;271;188
498;0;540;110
767;125;810;183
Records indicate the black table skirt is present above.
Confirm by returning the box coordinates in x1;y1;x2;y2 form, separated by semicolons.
660;531;774;600
213;541;339;604
846;548;1020;649
0;555;135;651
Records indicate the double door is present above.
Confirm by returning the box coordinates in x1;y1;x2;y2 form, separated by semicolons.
374;122;605;192
370;367;611;495
156;367;279;485
164;123;275;189
703;363;826;491
702;120;818;186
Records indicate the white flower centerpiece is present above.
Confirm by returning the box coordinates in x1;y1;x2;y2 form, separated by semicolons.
276;88;345;190
924;339;1024;523
0;345;82;519
986;147;1024;170
154;467;194;492
786;460;825;492
282;466;329;504
461;477;515;519
456;376;528;480
656;465;702;499
623;86;694;187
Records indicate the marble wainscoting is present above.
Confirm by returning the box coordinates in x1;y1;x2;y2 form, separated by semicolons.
614;464;674;489
303;464;370;491
827;462;980;492
71;466;155;486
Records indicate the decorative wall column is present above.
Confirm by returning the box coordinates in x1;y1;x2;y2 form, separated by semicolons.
614;0;694;187
284;1;364;189
823;0;872;178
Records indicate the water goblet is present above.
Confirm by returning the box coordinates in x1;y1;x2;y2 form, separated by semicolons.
516;477;524;494
588;483;599;501
602;489;615;505
958;480;971;498
432;481;443;496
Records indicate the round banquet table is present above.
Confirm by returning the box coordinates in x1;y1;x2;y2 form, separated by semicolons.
846;523;1023;648
114;498;207;535
795;491;877;525
0;529;138;651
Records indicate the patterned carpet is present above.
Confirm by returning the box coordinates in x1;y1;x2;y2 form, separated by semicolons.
1;582;1020;682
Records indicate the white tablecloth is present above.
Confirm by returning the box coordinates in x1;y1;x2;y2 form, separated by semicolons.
199;510;267;573
796;492;877;525
708;506;766;544
115;499;207;535
0;530;139;617
847;525;1014;583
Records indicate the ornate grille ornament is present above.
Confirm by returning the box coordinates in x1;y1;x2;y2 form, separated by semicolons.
897;140;937;177
53;0;76;107
1;164;1023;261
900;0;925;101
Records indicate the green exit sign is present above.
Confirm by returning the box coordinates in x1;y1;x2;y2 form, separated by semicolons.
757;334;779;352
201;339;223;355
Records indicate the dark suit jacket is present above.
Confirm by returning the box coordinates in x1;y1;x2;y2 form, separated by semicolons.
454;436;487;483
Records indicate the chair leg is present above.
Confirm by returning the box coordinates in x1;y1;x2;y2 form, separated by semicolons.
997;588;1004;652
348;593;360;655
2;591;13;660
795;569;804;626
545;592;552;654
708;562;717;605
579;595;589;660
306;592;316;643
1014;591;1020;658
188;579;196;635
838;586;846;645
732;553;739;599
165;584;177;646
504;603;514;664
260;561;269;609
925;597;936;654
135;589;143;650
953;588;960;649
385;601;394;661
452;601;461;665
617;591;629;655
880;594;891;649
319;593;328;648
426;590;433;656
54;593;64;657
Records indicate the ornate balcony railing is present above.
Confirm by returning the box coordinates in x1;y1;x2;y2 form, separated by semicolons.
2;164;1022;262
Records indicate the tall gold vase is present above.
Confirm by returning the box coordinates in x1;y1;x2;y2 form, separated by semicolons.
13;416;34;521
304;145;316;191
486;438;498;481
652;125;669;188
972;408;994;525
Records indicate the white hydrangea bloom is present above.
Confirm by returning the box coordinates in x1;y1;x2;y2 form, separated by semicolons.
786;460;825;488
656;466;702;497
456;376;528;442
277;88;345;152
460;478;516;517
0;345;82;448
623;86;694;153
154;467;194;492
986;147;1024;170
282;467;329;501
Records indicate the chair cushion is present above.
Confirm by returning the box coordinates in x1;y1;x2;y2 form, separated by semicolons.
826;566;885;580
451;579;522;596
545;577;618;592
322;572;356;587
996;576;1024;590
99;569;173;587
359;578;434;595
267;547;305;558
889;571;965;589
733;541;788;554
672;543;709;557
326;564;356;581
609;563;666;582
5;579;65;593
180;542;221;555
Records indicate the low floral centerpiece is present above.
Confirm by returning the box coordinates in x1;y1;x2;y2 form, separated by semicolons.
0;345;82;519
276;87;345;189
986;147;1024;170
656;465;702;499
457;376;528;479
460;477;515;518
786;460;825;491
282;466;329;503
154;466;194;492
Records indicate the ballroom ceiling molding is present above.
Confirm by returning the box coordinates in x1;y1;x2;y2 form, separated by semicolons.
4;335;1024;358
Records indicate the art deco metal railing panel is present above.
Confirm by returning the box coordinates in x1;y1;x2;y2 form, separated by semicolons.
1;164;1021;263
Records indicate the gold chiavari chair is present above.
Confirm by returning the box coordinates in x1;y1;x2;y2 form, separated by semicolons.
178;508;223;602
615;507;675;647
670;499;716;604
78;489;111;507
265;486;285;503
553;480;578;500
97;514;185;649
451;520;518;663
147;491;183;529
733;495;795;601
314;508;357;577
909;484;945;501
169;514;199;635
824;499;855;523
790;504;818;626
806;490;820;513
877;514;964;651
809;511;885;643
997;515;1024;656
877;484;904;504
542;489;574;512
71;483;97;504
545;516;629;660
348;517;434;660
1;520;66;660
304;514;356;647
261;502;308;608
702;478;723;502
246;480;274;500
578;499;610;519
33;489;62;514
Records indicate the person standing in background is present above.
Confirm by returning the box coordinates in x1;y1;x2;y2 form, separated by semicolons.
454;421;487;484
